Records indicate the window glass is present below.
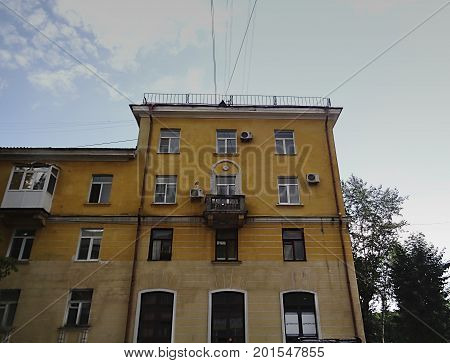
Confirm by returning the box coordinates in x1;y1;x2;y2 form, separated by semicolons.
76;229;103;261
283;292;317;341
9;171;23;190
89;175;112;203
278;177;300;204
159;129;180;153
211;291;245;343
155;176;177;203
8;230;35;261
149;229;173;261
283;229;305;261
137;291;174;343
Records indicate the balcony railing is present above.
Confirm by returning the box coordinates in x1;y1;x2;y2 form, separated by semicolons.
204;195;247;228
143;93;331;108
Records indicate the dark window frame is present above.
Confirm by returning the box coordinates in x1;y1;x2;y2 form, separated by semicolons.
210;291;246;343
282;228;306;261
136;290;175;343
282;291;318;342
148;228;173;261
215;229;238;261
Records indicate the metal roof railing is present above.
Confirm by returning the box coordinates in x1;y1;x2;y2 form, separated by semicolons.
143;93;331;107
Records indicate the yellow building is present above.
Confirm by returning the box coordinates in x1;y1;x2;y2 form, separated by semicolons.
0;93;365;343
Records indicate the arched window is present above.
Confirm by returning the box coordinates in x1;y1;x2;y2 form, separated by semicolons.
282;291;318;342
210;290;246;343
135;290;176;343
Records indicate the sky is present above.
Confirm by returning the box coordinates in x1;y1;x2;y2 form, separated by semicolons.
0;0;449;254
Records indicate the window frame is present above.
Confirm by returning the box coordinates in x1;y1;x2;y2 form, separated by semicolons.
133;289;177;343
148;228;173;261
215;175;237;196
154;176;177;204
6;166;59;194
208;289;248;343
215;229;238;262
216;130;237;154
87;174;113;204
274;130;296;155
0;289;20;330
277;176;301;205
75;229;103;261
158;129;180;154
280;290;321;342
64;289;93;328
282;228;306;261
6;230;35;261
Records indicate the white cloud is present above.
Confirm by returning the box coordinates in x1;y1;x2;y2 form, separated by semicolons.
151;68;207;93
53;0;216;70
28;63;93;94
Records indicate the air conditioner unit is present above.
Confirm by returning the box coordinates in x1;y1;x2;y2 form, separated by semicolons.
306;173;320;183
190;188;204;198
240;131;253;142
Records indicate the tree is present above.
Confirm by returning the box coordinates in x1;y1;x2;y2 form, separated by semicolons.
342;175;407;342
0;256;17;280
390;233;450;342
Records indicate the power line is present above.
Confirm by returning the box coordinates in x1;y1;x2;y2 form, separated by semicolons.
210;0;217;96
74;138;138;148
225;0;258;95
0;0;135;104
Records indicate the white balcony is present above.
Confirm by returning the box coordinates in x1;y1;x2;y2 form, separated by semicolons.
1;165;59;214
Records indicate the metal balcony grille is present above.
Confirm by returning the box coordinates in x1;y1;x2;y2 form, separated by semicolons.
143;93;331;107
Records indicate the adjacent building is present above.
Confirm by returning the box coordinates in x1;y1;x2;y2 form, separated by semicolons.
0;93;365;343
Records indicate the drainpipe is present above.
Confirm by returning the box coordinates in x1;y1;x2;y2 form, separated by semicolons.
324;108;361;341
124;105;153;342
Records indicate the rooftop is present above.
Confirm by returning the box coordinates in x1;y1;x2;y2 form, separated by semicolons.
142;93;331;108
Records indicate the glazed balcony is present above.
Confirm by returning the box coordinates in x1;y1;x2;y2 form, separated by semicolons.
0;165;59;227
204;194;247;228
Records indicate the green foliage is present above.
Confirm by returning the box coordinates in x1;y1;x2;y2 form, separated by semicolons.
0;256;17;280
342;175;407;341
390;233;450;342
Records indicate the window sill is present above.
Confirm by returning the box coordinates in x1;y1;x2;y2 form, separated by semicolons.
283;259;307;262
84;203;111;206
213;153;239;156
157;152;180;155
276;203;304;206
15;260;30;265
211;260;242;265
73;259;99;263
275;153;297;156
60;325;91;330
152;202;178;205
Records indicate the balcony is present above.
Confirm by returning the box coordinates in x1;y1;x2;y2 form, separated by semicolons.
0;165;59;227
204;195;247;228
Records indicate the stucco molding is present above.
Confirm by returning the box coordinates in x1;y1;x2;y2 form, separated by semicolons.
0;148;136;161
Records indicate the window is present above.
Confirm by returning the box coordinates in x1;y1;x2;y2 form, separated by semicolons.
282;229;306;261
88;175;112;203
210;291;245;342
216;175;236;195
46;167;59;195
215;229;238;261
158;129;180;153
76;229;103;261
7;230;35;261
278;177;300;204
8;166;56;191
149;229;173;261
282;292;318;342
136;291;175;343
65;289;93;327
216;130;237;154
0;289;20;330
154;176;177;204
275;130;296;155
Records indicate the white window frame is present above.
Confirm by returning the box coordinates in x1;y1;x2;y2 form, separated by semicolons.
216;130;237;154
215;175;236;195
6;230;35;261
280;290;321;342
154;176;177;204
87;175;113;204
63;289;93;327
208;289;248;343
6;166;58;193
75;229;103;261
0;290;20;329
277;177;301;205
133;289;177;343
275;130;296;155
158;129;180;154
